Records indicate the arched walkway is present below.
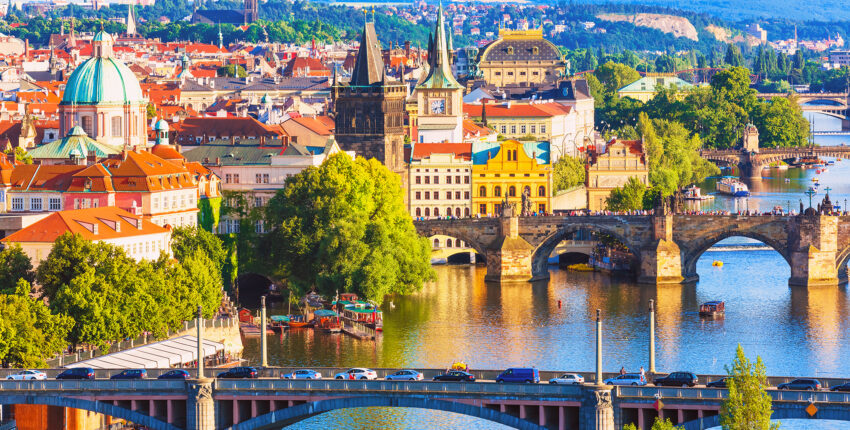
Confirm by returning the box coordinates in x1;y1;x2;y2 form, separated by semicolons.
0;395;177;430
532;223;639;279
680;232;791;281
226;396;546;430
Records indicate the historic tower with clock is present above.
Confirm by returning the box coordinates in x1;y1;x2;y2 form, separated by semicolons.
414;2;464;144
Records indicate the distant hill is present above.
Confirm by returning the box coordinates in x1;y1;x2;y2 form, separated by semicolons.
576;0;850;21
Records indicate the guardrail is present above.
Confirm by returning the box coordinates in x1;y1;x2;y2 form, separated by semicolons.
0;379;185;392
617;386;850;404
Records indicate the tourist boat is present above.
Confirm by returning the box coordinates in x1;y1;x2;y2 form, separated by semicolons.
341;302;383;332
269;315;290;331
716;177;750;197
313;310;341;333
683;185;714;201
287;314;312;328
699;301;725;318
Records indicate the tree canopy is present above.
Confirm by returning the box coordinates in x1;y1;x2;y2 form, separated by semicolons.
552;155;586;193
0;244;34;294
720;345;780;430
261;153;434;304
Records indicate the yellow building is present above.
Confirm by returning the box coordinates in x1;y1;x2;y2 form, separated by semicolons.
585;139;649;211
472;139;552;215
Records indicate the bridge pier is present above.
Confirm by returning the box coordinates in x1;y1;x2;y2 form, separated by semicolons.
638;215;685;284
187;379;216;430
788;214;840;287
484;214;536;283
580;387;615;430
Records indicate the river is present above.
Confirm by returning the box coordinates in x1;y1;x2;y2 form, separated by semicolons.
242;113;850;429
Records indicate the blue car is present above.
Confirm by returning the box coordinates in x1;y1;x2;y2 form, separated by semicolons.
495;367;540;383
281;369;323;379
603;373;647;386
158;370;191;380
110;369;147;380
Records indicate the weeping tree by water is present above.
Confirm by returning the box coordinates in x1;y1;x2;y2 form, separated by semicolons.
720;345;780;430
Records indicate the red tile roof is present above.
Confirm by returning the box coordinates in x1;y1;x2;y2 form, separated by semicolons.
463;102;572;118
1;206;170;243
411;142;472;161
288;116;333;136
10;165;86;192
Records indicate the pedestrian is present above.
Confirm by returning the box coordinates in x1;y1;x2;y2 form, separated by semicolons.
640;366;645;381
619;366;626;376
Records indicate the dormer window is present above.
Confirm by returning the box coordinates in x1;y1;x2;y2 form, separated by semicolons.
507;46;514;55
532;46;539;55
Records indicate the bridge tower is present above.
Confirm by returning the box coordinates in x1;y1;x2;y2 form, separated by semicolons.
742;123;759;153
484;203;535;282
638;212;685;284
788;210;840;287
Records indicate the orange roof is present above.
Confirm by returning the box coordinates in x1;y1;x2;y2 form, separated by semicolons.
100;151;196;192
151;144;184;161
2;206;170;243
10;165;85;192
463;102;572;118
411;142;472;161
288;116;333;136
462;119;492;138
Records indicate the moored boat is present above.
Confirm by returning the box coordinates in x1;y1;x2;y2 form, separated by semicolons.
287;314;312;328
716;177;750;197
699;301;725;318
314;310;341;333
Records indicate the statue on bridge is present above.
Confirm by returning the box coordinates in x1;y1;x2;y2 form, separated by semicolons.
521;187;533;216
501;194;517;218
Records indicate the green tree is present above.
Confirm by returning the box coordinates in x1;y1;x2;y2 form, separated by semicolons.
594;61;641;94
605;177;647;211
0;244;34;294
624;417;684;430
552;155;586;192
0;280;72;367
751;97;809;148
5;146;33;164
724;44;745;67
171;226;226;265
217;64;247;78
146;103;158;119
720;345;780;430
261;153;434;304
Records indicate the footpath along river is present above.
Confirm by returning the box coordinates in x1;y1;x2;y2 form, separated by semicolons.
241;115;850;428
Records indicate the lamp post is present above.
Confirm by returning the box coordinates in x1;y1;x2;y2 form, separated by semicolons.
648;299;656;374
196;306;203;379
595;309;602;385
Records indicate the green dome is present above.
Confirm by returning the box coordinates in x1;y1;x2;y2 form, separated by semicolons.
155;119;169;131
61;57;144;105
92;31;113;43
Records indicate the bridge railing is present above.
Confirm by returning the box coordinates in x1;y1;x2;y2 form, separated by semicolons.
0;379;186;392
617;386;850;404
214;378;585;397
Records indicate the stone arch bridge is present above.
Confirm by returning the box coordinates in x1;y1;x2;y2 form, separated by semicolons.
699;146;850;178
758;92;849;121
414;212;850;286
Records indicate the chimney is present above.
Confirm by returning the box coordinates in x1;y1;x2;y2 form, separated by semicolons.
136;218;143;230
215;157;220;165
92;224;99;235
24;39;29;59
9;150;15;164
115;221;120;232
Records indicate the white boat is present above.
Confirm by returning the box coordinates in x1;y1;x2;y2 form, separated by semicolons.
683;185;714;200
716;178;750;197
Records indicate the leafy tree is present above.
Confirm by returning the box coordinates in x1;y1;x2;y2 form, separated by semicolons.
751;96;809;148
0;244;34;294
553;156;586;192
594;61;641;94
724;44;745;67
217;64;247;78
5;147;32;164
261;153;434;304
625;418;684;430
146;103;158;119
655;54;677;73
171;226;226;265
36;233;133;301
720;345;780;430
0;280;72;367
605;177;647;211
638;113;719;195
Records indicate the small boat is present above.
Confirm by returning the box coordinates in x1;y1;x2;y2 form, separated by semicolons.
313;309;341;333
712;260;723;267
716;177;750;197
784;178;791;183
812;177;819;183
683;185;714;201
287;314;312;328
699;301;725;318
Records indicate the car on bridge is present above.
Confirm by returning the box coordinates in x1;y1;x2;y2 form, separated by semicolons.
830;382;850;392
334;368;378;380
653;371;698;387
386;370;424;381
603;374;646;386
549;373;584;385
217;367;258;379
433;370;475;382
55;368;95;380
110;369;147;380
778;379;822;390
5;370;46;380
496;367;540;384
157;370;190;380
706;376;729;388
281;369;323;380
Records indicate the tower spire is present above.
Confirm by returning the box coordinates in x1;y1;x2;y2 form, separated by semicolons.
350;21;385;86
417;0;460;89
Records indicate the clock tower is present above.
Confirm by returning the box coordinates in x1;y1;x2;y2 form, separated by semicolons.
414;2;463;144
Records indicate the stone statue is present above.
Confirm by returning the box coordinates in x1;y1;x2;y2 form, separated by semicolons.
800;200;804;214
594;389;612;407
521;187;533;215
501;194;516;217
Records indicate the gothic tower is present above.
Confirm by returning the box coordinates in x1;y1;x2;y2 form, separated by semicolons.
243;0;258;24
332;21;407;174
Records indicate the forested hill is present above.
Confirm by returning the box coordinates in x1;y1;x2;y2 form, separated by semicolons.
574;0;850;21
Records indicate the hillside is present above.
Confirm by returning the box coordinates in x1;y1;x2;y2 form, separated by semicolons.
578;0;850;21
597;13;699;41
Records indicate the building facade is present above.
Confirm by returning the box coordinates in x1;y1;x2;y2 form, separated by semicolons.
476;28;565;87
408;142;473;219
585;139;649;211
472;139;552;216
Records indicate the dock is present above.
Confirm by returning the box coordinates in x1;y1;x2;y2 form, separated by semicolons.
341;319;376;340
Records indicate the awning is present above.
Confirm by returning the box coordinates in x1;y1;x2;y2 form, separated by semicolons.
65;335;224;369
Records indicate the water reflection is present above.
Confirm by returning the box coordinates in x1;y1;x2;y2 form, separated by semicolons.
286;407;512;430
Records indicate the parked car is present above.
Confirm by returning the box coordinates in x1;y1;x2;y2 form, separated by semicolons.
386;370;424;381
110;369;147;380
56;368;95;380
281;369;323;380
830;382;850;392
778;379;821;390
603;373;646;386
549;373;584;385
157;370;190;380
706;377;729;388
496;367;540;383
654;372;699;387
433;370;475;382
217;367;258;379
6;370;47;380
333;368;378;380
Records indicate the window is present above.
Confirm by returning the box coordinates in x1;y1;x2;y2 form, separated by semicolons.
111;116;122;137
425;176;430;184
455;175;461;183
11;197;22;211
255;220;265;234
455;191;461;200
30;198;42;211
478;186;486;197
446;176;452;184
415;176;421;184
425;208;430;217
263;174;269;184
494;186;502;197
225;174;232;184
539;186;546;197
256;174;263;184
81;116;94;136
520;71;526;76
434;207;440;216
92;199;98;208
425;191;430;200
464;191;470;199
507;71;514;76
479;204;486;214
530;125;536;134
446;239;453;248
455;207;461;217
153;197;159;210
495;72;501;76
415;208;421;217
500;125;506;134
509;186;516;197
48;198;61;211
446;191;452;200
73;199;79;210
510;125;517;134
433;238;440;247
433;176;439;184
540;125;546;133
538;203;546;213
465;207;470;217
464;177;470;184
415;191;421;200
254;197;263;207
233;174;240;184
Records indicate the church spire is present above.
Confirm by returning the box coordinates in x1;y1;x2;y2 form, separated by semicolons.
126;4;137;36
417;0;461;89
350;21;385;86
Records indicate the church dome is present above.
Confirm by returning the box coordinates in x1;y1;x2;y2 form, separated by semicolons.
155;118;169;131
60;32;144;106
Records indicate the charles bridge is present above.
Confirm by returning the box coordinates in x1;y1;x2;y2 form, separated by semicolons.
414;209;850;286
3;370;850;430
699;146;850;178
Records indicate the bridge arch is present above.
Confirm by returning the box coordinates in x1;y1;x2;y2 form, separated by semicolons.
679;404;850;430
531;222;641;279
0;395;178;430
680;230;790;280
225;396;546;430
835;245;850;283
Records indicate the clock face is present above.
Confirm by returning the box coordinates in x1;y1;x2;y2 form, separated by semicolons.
430;99;446;114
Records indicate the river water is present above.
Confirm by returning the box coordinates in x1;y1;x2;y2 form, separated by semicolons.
243;114;850;429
